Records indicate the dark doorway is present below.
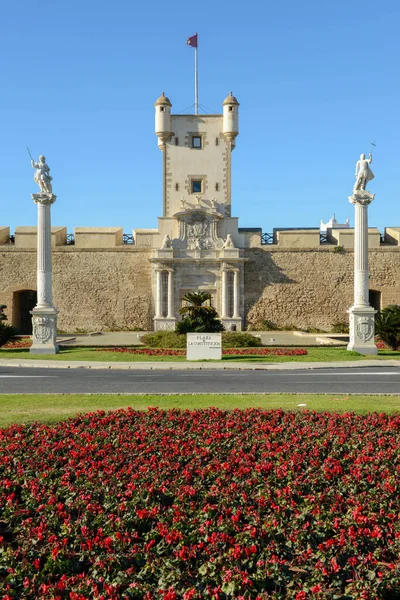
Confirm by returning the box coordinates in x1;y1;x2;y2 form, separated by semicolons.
12;290;37;334
369;289;381;312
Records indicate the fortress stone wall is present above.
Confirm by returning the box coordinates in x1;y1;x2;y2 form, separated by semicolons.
244;246;400;330
0;246;153;332
1;227;400;333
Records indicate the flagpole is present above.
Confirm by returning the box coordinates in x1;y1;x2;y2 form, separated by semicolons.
194;43;198;115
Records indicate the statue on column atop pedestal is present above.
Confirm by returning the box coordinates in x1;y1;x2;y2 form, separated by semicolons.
347;148;377;355
353;152;374;193
28;150;59;354
31;154;53;195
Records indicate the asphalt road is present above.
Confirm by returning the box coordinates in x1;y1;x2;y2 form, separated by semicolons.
1;366;400;394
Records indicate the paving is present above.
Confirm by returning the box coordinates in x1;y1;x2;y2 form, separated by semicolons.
57;332;146;347
3;330;393;374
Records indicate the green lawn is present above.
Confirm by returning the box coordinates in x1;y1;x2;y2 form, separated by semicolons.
1;346;399;362
0;393;399;428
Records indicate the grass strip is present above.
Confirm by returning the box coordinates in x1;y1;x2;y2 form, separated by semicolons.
0;393;399;428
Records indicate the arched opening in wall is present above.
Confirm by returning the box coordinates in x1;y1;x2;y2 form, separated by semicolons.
369;289;381;312
12;290;37;334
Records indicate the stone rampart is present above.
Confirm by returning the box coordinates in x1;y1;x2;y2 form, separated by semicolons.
1;227;400;332
0;247;153;332
244;246;400;330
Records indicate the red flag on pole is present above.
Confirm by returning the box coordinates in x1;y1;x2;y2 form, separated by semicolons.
187;33;198;48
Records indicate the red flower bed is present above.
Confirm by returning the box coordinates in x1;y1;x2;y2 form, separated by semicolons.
222;348;307;356
2;337;31;349
375;340;397;351
0;409;399;598
97;347;308;357
100;347;186;356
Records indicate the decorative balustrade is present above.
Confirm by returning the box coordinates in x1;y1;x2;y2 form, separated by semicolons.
261;232;274;245
123;233;135;244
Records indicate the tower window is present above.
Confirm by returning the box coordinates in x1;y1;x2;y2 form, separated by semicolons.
192;136;202;149
160;106;166;112
175;183;179;191
228;106;234;112
175;137;179;145
191;180;202;193
215;137;219;146
215;183;219;191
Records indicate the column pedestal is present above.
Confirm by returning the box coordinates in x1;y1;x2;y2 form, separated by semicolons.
347;191;377;355
30;193;59;354
30;306;59;354
347;306;377;355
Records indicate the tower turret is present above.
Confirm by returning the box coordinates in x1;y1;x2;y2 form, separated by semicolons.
154;92;172;147
222;92;239;148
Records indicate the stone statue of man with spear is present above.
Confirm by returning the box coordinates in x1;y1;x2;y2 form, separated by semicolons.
27;148;53;195
353;143;375;192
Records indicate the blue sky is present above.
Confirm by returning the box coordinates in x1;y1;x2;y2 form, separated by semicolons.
1;0;398;235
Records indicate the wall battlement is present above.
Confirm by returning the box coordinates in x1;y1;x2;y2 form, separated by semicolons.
2;226;400;249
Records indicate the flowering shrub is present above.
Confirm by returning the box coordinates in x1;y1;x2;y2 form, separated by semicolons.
97;347;308;357
222;332;262;348
0;408;399;598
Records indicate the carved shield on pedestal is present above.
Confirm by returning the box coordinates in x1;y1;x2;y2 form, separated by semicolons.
355;317;373;342
33;316;53;344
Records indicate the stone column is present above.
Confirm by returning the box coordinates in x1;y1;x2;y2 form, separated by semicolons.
155;269;162;318
221;269;228;318
233;269;240;318
30;193;59;354
347;191;377;354
167;270;174;318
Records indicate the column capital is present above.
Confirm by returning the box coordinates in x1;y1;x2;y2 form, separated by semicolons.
348;190;374;206
32;193;57;206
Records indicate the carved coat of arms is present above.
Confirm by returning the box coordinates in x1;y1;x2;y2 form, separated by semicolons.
187;218;212;250
33;316;53;344
355;316;373;342
178;211;225;251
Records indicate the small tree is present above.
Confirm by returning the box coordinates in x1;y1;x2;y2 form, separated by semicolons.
375;305;400;351
0;305;19;347
176;291;224;334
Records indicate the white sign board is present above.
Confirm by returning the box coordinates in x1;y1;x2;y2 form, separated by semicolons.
186;333;222;360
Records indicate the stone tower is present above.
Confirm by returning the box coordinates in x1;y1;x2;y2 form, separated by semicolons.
133;91;247;331
154;92;239;218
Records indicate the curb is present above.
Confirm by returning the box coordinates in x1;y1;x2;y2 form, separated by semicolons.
0;360;399;371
